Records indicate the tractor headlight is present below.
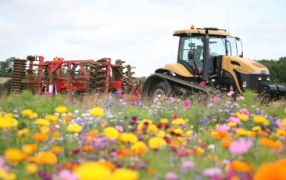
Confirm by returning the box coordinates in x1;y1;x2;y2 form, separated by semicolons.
258;77;262;81
242;81;247;88
266;77;270;81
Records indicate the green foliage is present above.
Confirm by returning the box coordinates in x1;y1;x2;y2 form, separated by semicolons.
0;57;15;76
0;90;76;115
259;57;286;84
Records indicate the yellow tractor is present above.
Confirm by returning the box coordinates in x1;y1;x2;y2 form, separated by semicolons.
142;26;286;102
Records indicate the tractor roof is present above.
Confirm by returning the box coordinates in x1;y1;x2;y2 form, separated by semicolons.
173;27;231;37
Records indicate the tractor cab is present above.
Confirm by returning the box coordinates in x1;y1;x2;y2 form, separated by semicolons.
174;27;242;79
172;26;270;93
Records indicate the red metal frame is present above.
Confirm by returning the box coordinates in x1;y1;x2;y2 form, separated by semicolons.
23;56;140;98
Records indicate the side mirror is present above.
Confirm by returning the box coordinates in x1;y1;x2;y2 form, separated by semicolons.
239;52;243;58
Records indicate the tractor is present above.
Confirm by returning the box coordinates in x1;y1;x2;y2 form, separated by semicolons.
142;26;286;102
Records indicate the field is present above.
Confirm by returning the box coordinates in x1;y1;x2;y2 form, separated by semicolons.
0;91;285;180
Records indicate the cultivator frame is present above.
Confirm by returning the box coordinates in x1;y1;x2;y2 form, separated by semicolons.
11;55;140;98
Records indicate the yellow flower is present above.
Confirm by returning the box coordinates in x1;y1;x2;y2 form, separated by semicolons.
55;106;67;114
67;124;82;133
120;133;138;144
253;116;269;126
236;128;252;136
173;128;184;135
160;118;168;124
276;129;286;137
104;127;120;139
76;162;112;180
227;121;237;127
252;126;261;131
4;148;25;163
0;169;16;180
147;124;158;133
131;142;148;155
137;119;153;133
22;144;38;154
0;113;18;129
29;112;38;120
21;109;33;117
17;128;29;138
90;107;105;117
45;115;58;124
172;118;187;125
148;137;167;150
26;163;38;174
35;118;50;126
236;112;249;121
110;168;139;180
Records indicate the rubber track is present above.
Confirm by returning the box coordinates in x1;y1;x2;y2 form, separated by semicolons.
152;73;220;97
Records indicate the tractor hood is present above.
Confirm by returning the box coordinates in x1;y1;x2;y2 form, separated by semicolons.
158;63;192;77
222;56;270;75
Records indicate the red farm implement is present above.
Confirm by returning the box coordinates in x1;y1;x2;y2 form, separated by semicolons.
10;56;140;98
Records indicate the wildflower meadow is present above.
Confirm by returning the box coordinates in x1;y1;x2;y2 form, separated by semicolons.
0;90;286;180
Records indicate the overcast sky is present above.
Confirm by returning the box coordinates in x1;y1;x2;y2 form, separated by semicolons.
0;0;285;76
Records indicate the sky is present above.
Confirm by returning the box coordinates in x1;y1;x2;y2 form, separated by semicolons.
0;0;285;76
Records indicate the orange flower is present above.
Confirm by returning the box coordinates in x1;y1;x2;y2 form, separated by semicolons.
22;144;38;154
221;139;231;149
260;138;282;149
211;131;228;139
35;151;57;165
230;160;251;172
254;159;286;180
33;132;48;142
148;168;156;175
83;145;94;152
4;148;25;163
53;131;60;139
52;146;62;154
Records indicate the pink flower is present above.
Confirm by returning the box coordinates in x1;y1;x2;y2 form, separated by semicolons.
240;108;250;116
184;100;191;109
210;97;221;103
57;170;78;180
199;81;206;87
227;91;234;96
216;124;230;132
227;116;240;124
165;172;178;180
229;138;253;156
203;167;222;177
115;125;124;132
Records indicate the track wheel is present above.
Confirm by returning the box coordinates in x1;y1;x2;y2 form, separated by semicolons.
259;92;272;105
149;81;172;98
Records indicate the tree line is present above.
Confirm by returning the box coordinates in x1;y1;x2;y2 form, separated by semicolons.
259;57;286;84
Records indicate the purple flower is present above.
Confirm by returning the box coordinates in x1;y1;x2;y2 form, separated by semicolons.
165;172;178;180
180;161;195;172
203;167;222;177
200;119;208;124
229;138;253;156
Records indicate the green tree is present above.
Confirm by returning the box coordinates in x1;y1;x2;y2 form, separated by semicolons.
0;57;15;76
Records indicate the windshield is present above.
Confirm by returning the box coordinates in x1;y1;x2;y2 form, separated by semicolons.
209;36;238;57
